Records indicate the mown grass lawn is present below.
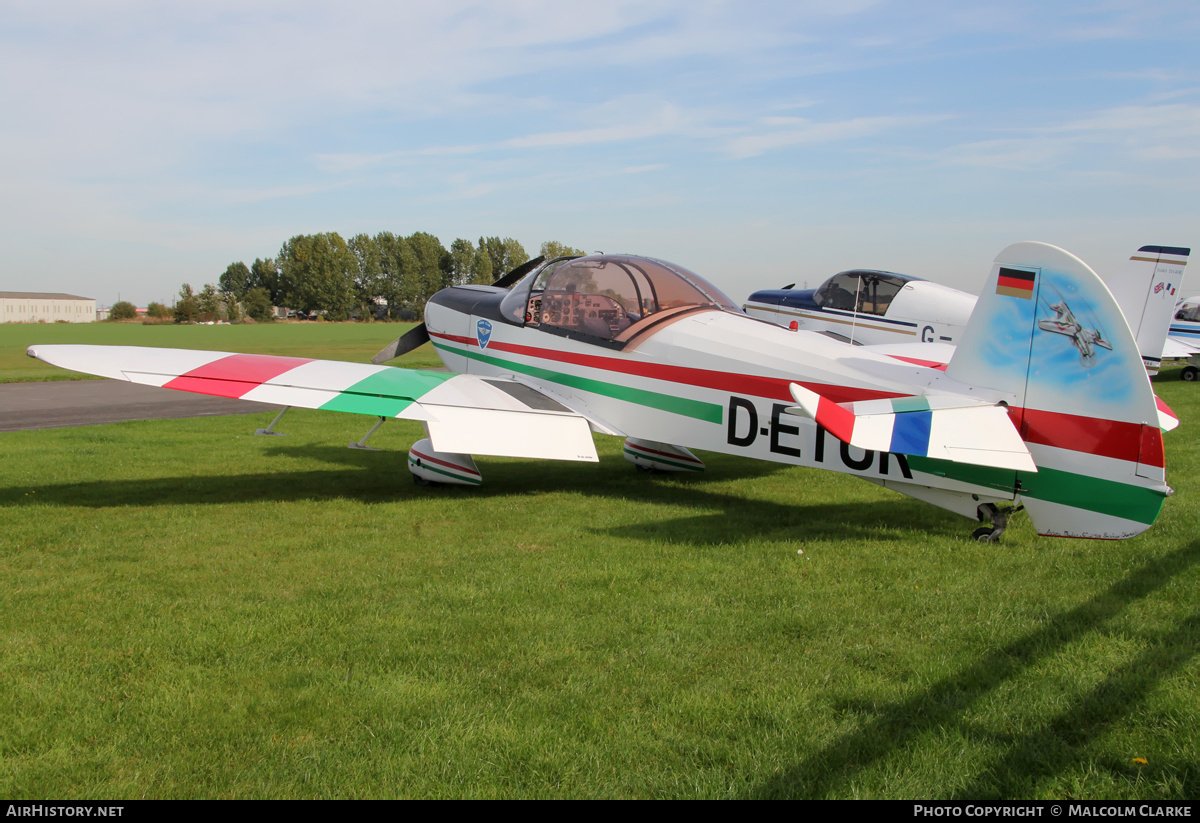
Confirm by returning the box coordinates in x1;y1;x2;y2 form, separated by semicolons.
0;326;1196;798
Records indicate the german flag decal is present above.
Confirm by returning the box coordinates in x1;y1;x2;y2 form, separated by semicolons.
996;266;1036;299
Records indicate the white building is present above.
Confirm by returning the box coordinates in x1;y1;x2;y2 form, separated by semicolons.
1;292;96;323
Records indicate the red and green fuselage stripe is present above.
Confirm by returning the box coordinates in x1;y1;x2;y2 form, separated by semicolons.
408;447;482;485
431;332;904;405
905;456;1165;525
433;337;725;423
623;441;705;471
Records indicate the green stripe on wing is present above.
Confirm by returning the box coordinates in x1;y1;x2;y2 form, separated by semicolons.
318;368;455;417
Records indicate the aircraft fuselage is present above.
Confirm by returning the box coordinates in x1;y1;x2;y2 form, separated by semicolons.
425;287;1017;515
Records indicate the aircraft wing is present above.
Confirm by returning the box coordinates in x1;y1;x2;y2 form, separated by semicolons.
786;383;1036;472
26;345;598;462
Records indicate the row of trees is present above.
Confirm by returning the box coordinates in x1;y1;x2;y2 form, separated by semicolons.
172;283;275;324
107;300;172;321
184;233;583;323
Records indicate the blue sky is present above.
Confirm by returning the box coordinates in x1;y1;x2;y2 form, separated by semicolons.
2;1;1198;306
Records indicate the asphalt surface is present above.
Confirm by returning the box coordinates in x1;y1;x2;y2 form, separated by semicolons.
0;379;279;432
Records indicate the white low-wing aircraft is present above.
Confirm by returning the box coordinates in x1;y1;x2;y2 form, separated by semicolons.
28;242;1170;541
744;245;1189;377
1162;296;1200;381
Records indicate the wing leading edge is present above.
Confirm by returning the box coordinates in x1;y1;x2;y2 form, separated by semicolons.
26;345;598;462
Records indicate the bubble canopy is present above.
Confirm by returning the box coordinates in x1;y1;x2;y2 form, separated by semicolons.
499;254;739;345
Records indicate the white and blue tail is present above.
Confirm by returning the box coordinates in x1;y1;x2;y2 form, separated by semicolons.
945;242;1169;539
1105;245;1190;375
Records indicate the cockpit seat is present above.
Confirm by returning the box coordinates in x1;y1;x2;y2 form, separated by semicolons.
581;314;613;339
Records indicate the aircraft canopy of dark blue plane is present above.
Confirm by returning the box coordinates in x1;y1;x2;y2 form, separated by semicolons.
748;269;925;317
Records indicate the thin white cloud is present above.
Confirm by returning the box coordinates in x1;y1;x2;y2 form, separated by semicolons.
505;103;685;149
939;138;1067;170
726;115;952;158
313;152;408;173
930;103;1200;170
1135;145;1200;160
1047;103;1200;135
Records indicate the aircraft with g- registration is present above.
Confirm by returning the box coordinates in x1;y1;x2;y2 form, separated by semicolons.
743;245;1190;378
1162;296;1200;381
28;242;1172;541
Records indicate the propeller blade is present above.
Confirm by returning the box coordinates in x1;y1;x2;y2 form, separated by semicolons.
371;323;430;364
369;257;548;364
491;255;545;289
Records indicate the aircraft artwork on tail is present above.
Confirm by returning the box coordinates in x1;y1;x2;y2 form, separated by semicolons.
1036;300;1112;366
29;243;1171;541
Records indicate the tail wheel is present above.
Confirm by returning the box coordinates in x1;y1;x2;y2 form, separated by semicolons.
972;503;1008;543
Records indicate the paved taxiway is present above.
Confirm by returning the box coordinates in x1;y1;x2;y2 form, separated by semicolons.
0;380;278;432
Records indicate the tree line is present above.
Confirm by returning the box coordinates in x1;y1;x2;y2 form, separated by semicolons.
170;233;583;323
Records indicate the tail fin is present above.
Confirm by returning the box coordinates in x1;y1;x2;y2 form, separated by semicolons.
946;242;1169;539
1105;245;1190;375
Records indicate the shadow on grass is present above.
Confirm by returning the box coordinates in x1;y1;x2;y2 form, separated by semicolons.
749;541;1200;799
0;443;967;545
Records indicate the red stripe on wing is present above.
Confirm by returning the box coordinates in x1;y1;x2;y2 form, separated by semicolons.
164;354;313;399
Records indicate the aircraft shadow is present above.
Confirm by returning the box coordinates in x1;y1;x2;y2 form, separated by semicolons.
747;540;1200;799
259;442;967;543
0;443;964;545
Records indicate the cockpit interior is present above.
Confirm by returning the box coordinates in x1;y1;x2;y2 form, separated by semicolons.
814;270;912;316
498;255;739;348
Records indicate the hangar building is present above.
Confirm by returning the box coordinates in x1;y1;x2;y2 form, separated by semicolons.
2;292;96;323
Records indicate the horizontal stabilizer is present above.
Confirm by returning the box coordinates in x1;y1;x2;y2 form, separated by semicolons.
1156;395;1180;432
786;383;1035;471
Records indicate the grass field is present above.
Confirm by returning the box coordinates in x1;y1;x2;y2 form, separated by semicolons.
1;324;1197;798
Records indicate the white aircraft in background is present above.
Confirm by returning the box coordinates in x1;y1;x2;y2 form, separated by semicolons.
744;245;1190;378
1163;296;1200;381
